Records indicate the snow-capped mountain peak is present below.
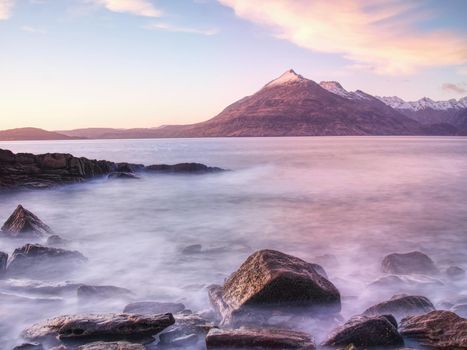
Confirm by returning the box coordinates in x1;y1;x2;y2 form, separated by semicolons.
377;96;467;111
265;69;307;88
320;81;372;100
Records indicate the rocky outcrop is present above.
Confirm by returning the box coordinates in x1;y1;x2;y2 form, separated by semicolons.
322;315;403;347
107;172;140;180
362;294;435;320
6;244;87;278
123;301;185;314
400;310;467;349
0;148;223;190
205;327;316;349
208;250;341;326
76;341;145;350
1;205;53;239
381;251;439;275
77;285;133;301
0;251;7;275
145;163;223;174
22;313;175;344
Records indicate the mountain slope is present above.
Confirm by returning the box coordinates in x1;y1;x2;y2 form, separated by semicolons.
0;128;81;141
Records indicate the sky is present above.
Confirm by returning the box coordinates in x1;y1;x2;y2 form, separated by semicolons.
0;0;466;130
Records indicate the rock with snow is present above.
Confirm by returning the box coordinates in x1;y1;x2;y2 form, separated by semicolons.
264;69;308;88
1;205;53;239
378;95;467;111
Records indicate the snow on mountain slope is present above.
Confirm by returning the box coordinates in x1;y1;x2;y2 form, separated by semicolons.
264;69;307;88
377;96;467;111
319;81;372;100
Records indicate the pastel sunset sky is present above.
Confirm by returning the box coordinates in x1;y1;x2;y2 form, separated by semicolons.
1;0;466;130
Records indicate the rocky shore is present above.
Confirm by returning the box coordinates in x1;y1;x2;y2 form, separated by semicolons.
0;148;224;190
0;205;466;350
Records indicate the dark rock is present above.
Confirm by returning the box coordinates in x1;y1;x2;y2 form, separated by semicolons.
400;310;467;349
362;294;435;320
145;163;224;174
12;343;44;350
22;313;175;343
381;251;439;275
116;163;144;173
208;249;341;326
123;301;185;314
77;285;133;301
46;235;68;246
6;244;87;278
205;327;315;349
446;266;465;279
107;172;140;180
76;341;145;350
323;314;403;347
1;205;53;239
182;244;202;254
0;251;8;275
0;148;15;162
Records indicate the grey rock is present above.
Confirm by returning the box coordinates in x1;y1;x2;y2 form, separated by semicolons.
381;251;439;275
76;341;145;350
145;163;223;174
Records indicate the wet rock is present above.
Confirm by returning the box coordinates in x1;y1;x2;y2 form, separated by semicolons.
446;266;465;279
6;244;87;278
12;343;44;350
107;172;140;180
0;251;8;275
22;313;175;344
323;314;403;347
123;301;185;314
208;249;341;326
145;163;224;174
400;310;467;349
362;294;435;320
76;341;145;350
46;235;68;246
182;244;202;254
1;205;53;239
159;314;214;348
205;327;315;349
381;251;439;275
77;285;133;301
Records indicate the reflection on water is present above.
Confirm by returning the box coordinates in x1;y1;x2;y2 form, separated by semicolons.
0;136;466;348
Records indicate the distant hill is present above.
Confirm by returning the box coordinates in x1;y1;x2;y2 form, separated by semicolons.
0;127;81;141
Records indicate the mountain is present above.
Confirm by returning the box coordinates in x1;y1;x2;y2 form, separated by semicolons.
376;96;467;134
0;127;81;141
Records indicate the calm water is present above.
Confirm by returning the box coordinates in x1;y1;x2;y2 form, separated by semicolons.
0;136;466;348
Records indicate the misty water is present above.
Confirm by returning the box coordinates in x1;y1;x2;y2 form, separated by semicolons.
1;136;467;349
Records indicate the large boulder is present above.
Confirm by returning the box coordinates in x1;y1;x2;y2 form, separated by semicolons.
208;250;341;326
6;244;87;278
22;313;175;345
1;205;53;239
322;315;403;347
145;163;224;174
400;310;467;349
362;294;435;320
76;341;145;350
381;251;439;275
205;327;315;349
123;301;185;314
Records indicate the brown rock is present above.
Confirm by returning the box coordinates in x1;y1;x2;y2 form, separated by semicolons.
362;294;435;320
208;250;341;326
381;251;439;275
205;327;315;349
323;314;403;347
76;341;145;350
1;205;53;239
400;310;467;349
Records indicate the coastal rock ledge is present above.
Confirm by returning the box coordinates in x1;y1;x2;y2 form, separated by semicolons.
0;148;224;190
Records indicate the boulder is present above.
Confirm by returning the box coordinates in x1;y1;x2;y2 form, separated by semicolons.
6;244;87;278
46;235;68;246
12;343;44;350
322;315;403;347
381;251;439;275
205;327;315;349
76;342;145;350
362;294;435;320
22;313;175;344
446;266;465;279
400;310;467;349
77;285;133;301
145;163;224;174
159;314;214;348
123;301;185;314
208;250;341;326
1;205;53;239
0;251;8;275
